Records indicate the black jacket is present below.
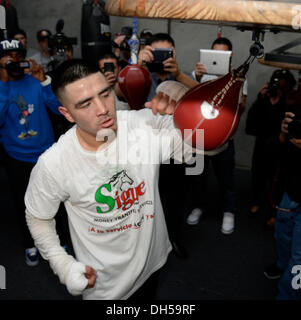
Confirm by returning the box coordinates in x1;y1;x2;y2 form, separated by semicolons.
246;93;286;141
247;93;301;203
278;140;301;204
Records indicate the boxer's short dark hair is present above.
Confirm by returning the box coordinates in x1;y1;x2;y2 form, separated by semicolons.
51;59;100;103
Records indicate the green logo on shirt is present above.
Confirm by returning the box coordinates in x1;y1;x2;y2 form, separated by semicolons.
95;170;146;213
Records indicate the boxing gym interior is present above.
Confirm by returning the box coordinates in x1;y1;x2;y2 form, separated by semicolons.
0;0;300;302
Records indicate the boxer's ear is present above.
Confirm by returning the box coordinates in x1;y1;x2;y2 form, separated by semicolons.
59;106;75;123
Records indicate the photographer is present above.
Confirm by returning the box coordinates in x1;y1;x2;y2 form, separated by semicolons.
112;26;132;70
264;107;301;300
40;20;77;140
46;20;77;74
246;69;296;228
30;29;54;74
138;33;198;101
139;28;153;51
98;51;130;110
0;38;62;267
29;24;75;76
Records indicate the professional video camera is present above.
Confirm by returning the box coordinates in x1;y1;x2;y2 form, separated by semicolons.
48;19;77;68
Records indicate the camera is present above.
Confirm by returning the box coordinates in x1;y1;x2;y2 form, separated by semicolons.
103;62;115;73
48;19;77;68
153;48;173;62
147;48;173;73
5;60;31;74
139;38;151;47
112;26;132;53
268;77;280;98
288;109;301;139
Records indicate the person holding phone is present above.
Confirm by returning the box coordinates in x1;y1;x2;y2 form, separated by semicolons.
98;51;130;111
263;110;301;300
138;33;198;102
246;69;296;228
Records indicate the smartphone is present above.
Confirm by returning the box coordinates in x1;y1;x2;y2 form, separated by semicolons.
147;48;173;73
103;62;115;73
139;38;147;46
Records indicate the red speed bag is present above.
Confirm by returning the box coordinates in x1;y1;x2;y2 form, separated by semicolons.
118;64;152;110
174;65;248;151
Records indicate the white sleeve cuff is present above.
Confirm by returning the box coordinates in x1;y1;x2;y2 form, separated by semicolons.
191;70;197;81
41;75;51;86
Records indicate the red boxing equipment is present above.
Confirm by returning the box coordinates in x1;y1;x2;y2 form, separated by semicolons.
174;65;248;151
118;64;152;110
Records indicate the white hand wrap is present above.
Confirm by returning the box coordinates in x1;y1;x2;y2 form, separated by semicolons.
156;80;189;103
66;262;89;296
26;211;87;296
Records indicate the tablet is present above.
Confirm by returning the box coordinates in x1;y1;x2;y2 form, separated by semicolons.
200;49;232;75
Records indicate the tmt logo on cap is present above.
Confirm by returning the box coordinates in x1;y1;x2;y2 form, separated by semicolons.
0;39;21;50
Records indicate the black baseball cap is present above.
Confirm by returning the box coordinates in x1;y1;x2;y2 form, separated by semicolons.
140;28;153;38
37;29;52;42
270;69;296;89
117;26;132;39
0;39;26;57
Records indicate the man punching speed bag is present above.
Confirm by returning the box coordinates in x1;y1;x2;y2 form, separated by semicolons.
81;0;111;67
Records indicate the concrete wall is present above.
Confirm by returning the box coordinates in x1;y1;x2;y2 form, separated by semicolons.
12;0;301;168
